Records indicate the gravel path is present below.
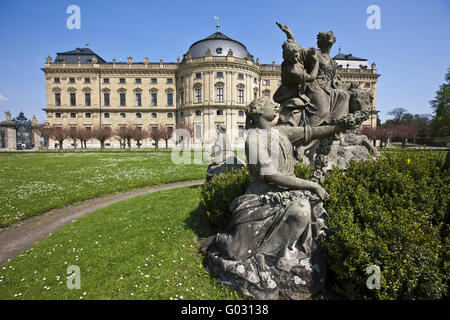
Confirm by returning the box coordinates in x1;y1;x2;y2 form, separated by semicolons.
0;179;205;266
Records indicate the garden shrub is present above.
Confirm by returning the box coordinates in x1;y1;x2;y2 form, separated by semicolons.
198;151;449;299
199;168;251;230
322;151;449;299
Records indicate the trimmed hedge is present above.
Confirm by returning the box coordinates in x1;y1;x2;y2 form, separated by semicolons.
322;151;449;299
198;151;449;299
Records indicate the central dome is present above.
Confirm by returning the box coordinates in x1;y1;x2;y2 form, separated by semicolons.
188;32;250;59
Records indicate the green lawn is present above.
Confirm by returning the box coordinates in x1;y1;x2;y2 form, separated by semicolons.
0;152;207;227
0;186;238;300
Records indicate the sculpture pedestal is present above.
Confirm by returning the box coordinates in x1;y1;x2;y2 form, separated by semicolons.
206;242;326;300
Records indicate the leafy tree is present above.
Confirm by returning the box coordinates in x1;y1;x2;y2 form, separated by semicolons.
429;68;450;137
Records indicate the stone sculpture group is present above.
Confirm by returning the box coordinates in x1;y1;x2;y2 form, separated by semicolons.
202;23;378;299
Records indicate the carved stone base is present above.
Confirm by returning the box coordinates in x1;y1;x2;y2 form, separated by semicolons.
302;140;378;172
205;243;326;300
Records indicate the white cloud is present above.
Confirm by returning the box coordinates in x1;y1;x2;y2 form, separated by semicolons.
0;94;8;102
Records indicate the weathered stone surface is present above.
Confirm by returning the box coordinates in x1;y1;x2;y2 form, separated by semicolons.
206;242;326;300
302;140;377;172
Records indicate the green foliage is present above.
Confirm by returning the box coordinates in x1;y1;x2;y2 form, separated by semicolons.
322;151;449;299
199;168;251;230
429;67;450;137
294;159;315;179
196;150;449;299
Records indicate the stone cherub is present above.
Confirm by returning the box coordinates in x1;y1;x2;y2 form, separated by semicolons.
203;97;359;266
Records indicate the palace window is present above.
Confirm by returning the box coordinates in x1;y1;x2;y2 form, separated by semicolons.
254;92;258;99
195;110;201;116
85;112;91;118
54;77;60;83
365;82;371;88
84;78;90;83
216;87;224;102
195;89;202;103
104;113;110;119
263;80;270;86
135;78;141;84
136;93;142;106
180;112;184;118
167;112;173;118
216;72;224;78
55;93;61;106
120;93;126;106
216;109;223;116
85;93;91;106
69;77;75;83
70;113;76;118
151;78;157;84
55;112;61;118
70;93;76;106
120;113;126;119
238;110;244;116
119;78;126;84
151;93;158;106
216;48;222;54
180;91;184;105
195;73;201;79
237;73;244;79
167;78;173;84
237;89;244;104
104;93;110;106
103;78;109;84
136;112;142;118
151;112;157;118
167;93;173;106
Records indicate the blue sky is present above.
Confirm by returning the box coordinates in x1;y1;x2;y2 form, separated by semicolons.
0;0;448;123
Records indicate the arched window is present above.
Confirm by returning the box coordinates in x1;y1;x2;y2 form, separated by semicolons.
120;113;126;119
216;110;223;116
195;110;201;116
238;110;244;116
85;113;91;118
104;113;110;118
167;112;173;118
136;112;142;118
216;47;222;54
151;112;157;118
70;113;76;119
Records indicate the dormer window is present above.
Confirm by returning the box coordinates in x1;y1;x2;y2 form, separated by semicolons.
216;47;222;54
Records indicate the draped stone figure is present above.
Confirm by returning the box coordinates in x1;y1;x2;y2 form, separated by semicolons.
203;97;361;299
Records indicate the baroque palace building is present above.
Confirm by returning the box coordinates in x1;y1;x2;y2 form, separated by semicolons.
42;28;380;148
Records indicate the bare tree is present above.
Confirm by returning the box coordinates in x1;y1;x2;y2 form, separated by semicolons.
132;127;148;149
78;127;93;149
37;124;52;149
115;126;134;150
50;126;69;150
92;126;112;150
148;126;163;149
67;126;79;150
159;125;174;149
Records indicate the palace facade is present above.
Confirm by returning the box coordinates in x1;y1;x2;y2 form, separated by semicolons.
42;30;380;148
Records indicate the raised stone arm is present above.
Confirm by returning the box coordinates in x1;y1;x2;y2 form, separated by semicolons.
276;21;295;40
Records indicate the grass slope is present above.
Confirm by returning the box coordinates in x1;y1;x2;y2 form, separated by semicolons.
0;186;237;300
